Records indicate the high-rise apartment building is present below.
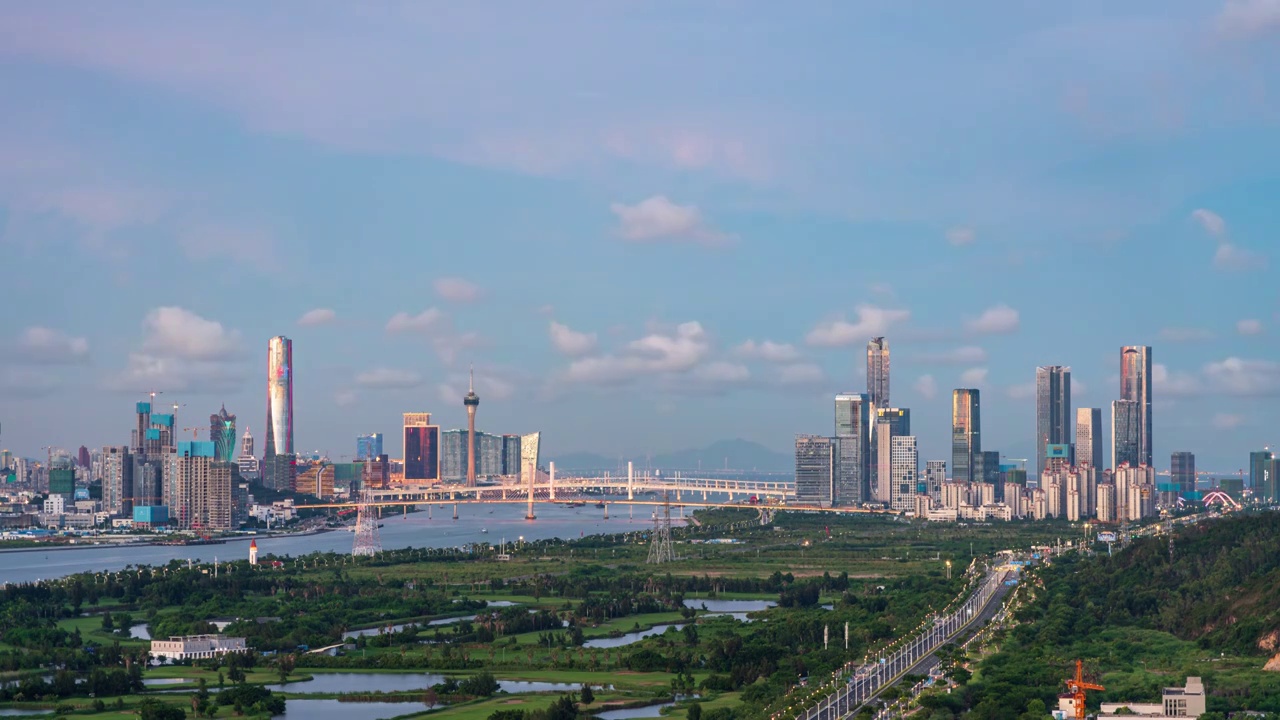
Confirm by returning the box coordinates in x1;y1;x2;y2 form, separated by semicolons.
1035;366;1071;479
867;337;890;407
210;405;237;463
874;408;910;505
1111;400;1140;470
795;435;834;507
77;446;91;469
502;435;522;476
356;433;384;461
173;441;233;531
889;436;918;511
1170;452;1196;502
1120;346;1153;466
265;336;294;458
240;426;254;458
951;389;981;483
1075;408;1103;469
402;414;440;482
834;393;873;505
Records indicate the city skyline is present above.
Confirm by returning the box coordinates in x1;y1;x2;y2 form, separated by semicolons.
0;4;1278;471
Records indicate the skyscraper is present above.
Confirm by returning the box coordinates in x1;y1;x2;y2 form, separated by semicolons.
1250;450;1274;492
875;408;910;504
266;336;294;458
77;446;90;469
464;367;480;488
1120;346;1153;466
1111;399;1140;469
834;393;873;505
240;426;254;458
1035;366;1071;479
356;433;384;461
174;440;233;531
209;404;237;463
795;435;834;507
951;389;981;483
402;413;440;482
1075;408;1103;469
1170;452;1196;501
867;337;890;407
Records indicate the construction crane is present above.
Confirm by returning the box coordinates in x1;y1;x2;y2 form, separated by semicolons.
183;427;203;439
1066;660;1104;720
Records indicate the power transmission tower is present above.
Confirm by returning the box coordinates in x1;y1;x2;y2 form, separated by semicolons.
352;478;382;557
646;491;675;564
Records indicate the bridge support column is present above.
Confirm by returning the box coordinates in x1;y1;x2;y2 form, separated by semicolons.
627;461;634;501
453;504;458;520
550;462;556;502
604;503;609;519
428;505;432;519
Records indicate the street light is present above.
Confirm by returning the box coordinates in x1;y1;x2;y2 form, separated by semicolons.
945;560;951;580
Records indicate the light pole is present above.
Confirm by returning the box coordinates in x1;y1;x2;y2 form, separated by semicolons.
945;559;951;580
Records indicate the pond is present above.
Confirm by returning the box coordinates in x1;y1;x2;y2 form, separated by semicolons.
0;710;52;717
272;698;434;719
130;623;151;640
583;624;685;649
265;672;610;695
682;599;776;612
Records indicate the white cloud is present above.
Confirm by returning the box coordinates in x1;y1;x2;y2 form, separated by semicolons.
334;389;358;407
297;308;336;327
564;321;710;385
806;305;910;347
0;367;61;399
14;326;89;363
964;304;1020;335
1074;379;1088;395
1237;318;1263;335
139;307;241;360
914;374;937;400
1159;327;1213;342
548;322;598;357
1191;208;1226;238
1007;382;1036;400
734;339;801;363
778;363;824;386
107;353;244;394
960;367;989;385
946;226;975;246
1217;0;1280;39
355;367;423;389
920;346;987;365
434;277;483;303
610;196;731;246
1212;412;1245;430
1214;243;1267;270
1153;363;1199;397
694;361;751;384
386;308;448;334
1203;357;1280;396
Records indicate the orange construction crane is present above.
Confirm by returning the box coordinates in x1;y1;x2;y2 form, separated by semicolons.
1066;659;1104;720
183;427;202;440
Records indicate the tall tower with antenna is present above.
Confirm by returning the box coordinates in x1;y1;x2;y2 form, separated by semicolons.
464;366;480;488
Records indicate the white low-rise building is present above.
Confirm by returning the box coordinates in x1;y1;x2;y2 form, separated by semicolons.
1082;677;1206;720
150;634;247;662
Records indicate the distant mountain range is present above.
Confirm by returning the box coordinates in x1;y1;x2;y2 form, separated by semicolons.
548;438;792;474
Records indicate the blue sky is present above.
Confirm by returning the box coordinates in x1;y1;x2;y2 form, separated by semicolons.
1;2;1278;473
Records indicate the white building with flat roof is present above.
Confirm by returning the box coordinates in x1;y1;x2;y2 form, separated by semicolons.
1092;677;1206;720
150;634;246;662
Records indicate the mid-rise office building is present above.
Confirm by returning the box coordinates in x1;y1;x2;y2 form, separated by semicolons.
924;461;946;500
502;435;522;476
795;435;834;507
1075;408;1103;469
952;389;981;483
867;337;890;407
1035;366;1071;479
874;408;910;504
1250;450;1274;500
1111;399;1141;470
1120;345;1153;466
294;464;335;499
356;433;384;461
403;413;440;482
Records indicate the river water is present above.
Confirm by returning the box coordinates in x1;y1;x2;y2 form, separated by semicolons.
0;501;678;585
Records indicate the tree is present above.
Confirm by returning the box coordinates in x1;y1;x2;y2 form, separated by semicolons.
580;684;595;705
277;653;295;683
138;697;187;720
688;702;703;720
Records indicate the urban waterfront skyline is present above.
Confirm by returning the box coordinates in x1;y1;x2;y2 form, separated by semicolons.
0;4;1278;471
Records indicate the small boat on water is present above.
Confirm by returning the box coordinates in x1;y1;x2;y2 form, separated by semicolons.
480;528;488;534
595;502;606;509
